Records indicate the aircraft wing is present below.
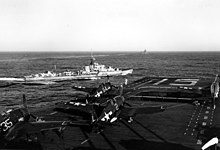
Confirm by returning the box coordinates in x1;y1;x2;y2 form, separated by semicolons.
55;103;95;114
119;106;166;118
23;121;67;133
54;103;98;121
5;121;65;140
27;120;91;132
5;120;90;140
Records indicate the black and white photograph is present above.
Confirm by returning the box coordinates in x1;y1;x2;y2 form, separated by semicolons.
0;0;220;150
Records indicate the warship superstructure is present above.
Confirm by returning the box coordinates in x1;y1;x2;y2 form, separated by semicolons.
79;56;133;77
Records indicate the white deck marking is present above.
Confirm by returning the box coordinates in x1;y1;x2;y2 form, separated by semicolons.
197;139;202;145
205;111;209;114
49;111;57;115
184;99;212;136
153;79;168;85
202;122;207;126
167;103;188;109
169;79;199;86
81;139;89;144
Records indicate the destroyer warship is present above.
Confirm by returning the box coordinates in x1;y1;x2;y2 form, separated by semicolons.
0;56;133;85
79;56;133;77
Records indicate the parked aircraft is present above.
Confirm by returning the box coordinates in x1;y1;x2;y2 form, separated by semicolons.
72;81;115;98
0;95;68;143
55;83;166;131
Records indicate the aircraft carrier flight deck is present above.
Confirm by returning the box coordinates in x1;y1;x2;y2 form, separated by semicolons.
29;76;218;150
2;76;219;150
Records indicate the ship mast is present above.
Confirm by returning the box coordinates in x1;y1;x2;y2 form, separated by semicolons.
90;49;95;66
54;65;57;73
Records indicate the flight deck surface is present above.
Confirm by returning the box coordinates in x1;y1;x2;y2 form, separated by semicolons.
3;76;218;150
32;77;217;150
125;77;212;102
34;101;216;150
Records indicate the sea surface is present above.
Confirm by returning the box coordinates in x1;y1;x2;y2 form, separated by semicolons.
0;51;219;110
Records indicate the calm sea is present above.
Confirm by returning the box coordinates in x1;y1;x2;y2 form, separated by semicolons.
0;51;219;108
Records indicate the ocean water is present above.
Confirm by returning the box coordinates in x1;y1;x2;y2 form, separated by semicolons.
0;51;219;109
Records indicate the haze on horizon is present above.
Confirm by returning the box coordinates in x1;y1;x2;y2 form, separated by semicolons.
0;0;220;52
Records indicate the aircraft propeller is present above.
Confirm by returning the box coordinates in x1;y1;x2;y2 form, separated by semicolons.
22;94;39;121
118;84;132;107
22;94;27;109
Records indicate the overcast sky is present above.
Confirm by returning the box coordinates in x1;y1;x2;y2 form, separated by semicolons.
0;0;220;52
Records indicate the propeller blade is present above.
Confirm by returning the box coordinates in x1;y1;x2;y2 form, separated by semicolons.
30;113;38;120
107;76;110;83
124;102;132;107
53;128;63;139
22;94;27;109
119;85;123;96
